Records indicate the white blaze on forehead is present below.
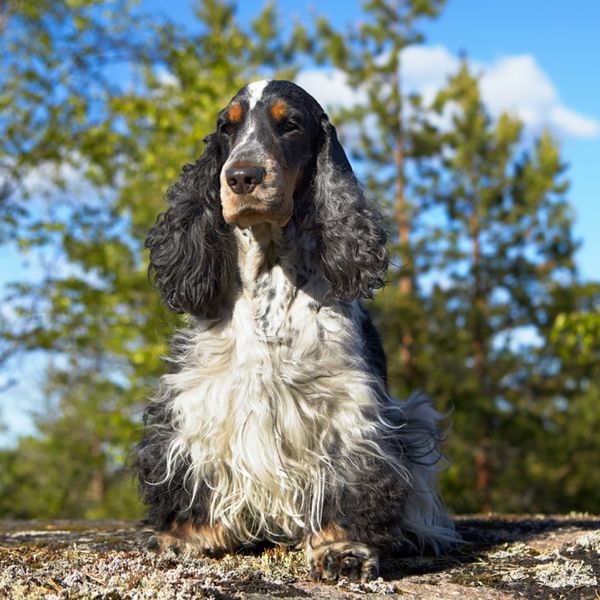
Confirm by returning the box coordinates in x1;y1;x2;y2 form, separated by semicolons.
246;80;270;110
224;80;270;161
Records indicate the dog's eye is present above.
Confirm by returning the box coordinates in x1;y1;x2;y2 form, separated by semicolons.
281;119;300;135
220;123;236;137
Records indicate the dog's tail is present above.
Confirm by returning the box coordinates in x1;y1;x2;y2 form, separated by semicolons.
398;392;460;554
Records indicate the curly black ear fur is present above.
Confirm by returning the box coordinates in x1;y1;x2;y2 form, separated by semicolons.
312;115;388;301
145;134;237;317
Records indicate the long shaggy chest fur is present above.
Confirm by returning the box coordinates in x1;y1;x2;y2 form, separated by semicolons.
154;226;402;543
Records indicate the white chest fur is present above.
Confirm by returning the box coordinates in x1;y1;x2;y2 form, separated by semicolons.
161;225;391;543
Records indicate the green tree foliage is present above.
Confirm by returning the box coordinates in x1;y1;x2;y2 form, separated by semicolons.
424;62;586;512
538;295;600;511
0;0;302;518
1;0;599;518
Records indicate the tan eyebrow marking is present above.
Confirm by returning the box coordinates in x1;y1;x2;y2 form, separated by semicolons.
227;102;243;123
270;100;288;121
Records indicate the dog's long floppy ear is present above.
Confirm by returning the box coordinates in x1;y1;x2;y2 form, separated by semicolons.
145;134;236;317
312;115;388;301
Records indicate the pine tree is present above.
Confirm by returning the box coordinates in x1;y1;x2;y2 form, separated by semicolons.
314;0;446;390
425;61;583;511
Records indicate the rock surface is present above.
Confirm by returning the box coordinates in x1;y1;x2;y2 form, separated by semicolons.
1;516;599;599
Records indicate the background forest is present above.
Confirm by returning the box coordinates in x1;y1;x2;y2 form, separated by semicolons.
1;0;599;519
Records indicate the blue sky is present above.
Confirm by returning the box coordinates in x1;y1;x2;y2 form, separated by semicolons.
1;0;599;443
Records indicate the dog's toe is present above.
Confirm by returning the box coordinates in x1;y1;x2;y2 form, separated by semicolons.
144;533;161;551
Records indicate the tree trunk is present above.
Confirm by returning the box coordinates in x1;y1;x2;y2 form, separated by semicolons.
391;19;413;377
88;437;105;505
469;196;491;512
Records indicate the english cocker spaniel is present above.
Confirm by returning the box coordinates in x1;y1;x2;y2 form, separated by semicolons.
135;80;457;581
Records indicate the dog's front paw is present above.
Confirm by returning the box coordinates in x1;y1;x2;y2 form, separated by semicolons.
307;541;379;582
143;522;233;558
144;531;191;556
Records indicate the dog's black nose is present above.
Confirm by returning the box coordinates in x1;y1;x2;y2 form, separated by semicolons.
226;166;265;195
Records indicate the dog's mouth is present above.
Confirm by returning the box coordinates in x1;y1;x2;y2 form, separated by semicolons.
221;195;293;228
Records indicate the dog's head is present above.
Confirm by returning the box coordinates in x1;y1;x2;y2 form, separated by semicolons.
146;80;387;316
217;80;324;228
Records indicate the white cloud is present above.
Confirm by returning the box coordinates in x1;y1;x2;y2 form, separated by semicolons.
401;45;459;103
15;152;117;209
480;54;599;138
21;159;84;196
549;105;600;139
295;69;365;109
480;55;556;114
155;68;179;88
297;47;599;140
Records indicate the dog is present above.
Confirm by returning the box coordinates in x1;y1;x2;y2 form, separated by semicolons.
135;80;457;581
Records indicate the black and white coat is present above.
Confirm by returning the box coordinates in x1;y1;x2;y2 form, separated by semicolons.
135;80;457;581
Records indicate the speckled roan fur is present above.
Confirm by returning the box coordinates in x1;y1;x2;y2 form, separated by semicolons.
134;80;457;581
